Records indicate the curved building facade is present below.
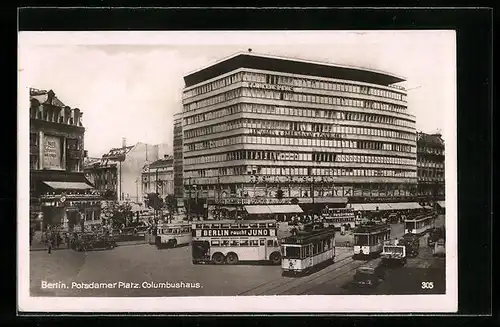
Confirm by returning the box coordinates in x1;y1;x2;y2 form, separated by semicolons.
181;53;417;209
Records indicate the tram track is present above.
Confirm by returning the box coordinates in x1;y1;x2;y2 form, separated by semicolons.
238;254;355;296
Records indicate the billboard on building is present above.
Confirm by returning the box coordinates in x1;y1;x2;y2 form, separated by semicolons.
43;135;62;170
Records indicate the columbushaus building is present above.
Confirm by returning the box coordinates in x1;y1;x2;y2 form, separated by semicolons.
181;52;417;211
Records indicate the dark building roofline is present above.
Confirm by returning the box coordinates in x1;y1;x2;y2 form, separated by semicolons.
184;52;406;88
149;155;174;168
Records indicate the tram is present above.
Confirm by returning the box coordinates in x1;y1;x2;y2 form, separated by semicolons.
322;207;356;230
352;222;391;260
155;222;192;249
281;224;336;276
404;213;436;235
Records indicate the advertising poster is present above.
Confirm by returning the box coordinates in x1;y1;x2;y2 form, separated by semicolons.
43;135;62;170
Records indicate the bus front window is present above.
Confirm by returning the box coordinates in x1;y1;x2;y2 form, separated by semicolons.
354;235;368;246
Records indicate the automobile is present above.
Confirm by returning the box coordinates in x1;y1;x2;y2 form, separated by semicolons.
433;238;446;257
350;266;385;288
72;233;116;251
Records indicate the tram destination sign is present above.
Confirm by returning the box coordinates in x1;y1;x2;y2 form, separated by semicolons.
198;228;274;237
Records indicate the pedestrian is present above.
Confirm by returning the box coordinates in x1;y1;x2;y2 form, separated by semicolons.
46;230;53;254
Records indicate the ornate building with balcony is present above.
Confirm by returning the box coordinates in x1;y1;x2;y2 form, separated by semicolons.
29;88;101;231
416;132;445;203
181;52;418;213
141;155;175;199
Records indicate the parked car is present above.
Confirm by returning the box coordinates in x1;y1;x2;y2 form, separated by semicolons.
433;238;446;257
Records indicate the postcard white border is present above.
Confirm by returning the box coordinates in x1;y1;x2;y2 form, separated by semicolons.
18;30;457;313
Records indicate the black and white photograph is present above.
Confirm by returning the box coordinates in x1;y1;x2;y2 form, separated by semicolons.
18;30;457;312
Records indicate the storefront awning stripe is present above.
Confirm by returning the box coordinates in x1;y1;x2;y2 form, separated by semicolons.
268;204;303;214
244;205;273;214
43;181;94;190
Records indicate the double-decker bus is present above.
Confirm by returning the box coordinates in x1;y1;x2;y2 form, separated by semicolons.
321;207;356;230
281;224;336;276
155;222;192;249
191;220;281;265
404;213;436;235
353;222;391;259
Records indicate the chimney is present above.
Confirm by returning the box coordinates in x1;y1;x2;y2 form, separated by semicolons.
122;137;127;148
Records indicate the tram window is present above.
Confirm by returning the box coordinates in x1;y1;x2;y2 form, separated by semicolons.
240;224;249;228
212;224;220;229
259;239;265;246
221;240;230;246
250;240;259;246
354;235;368;245
258;223;267;228
284;247;301;259
165;228;173;234
268;223;276;228
305;245;311;257
211;240;220;246
230;240;240;246
202;224;210;229
240;240;249;246
221;224;230;228
230;224;239;228
267;240;274;247
249;223;258;228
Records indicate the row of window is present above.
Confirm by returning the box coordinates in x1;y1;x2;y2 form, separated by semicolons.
417;161;445;168
184;88;407;115
185;150;415;166
184;135;416;154
184;166;417;178
418;168;445;178
418;146;445;155
283;237;335;259
184;118;416;141
183;71;406;103
158;227;191;234
184;103;415;129
209;239;279;247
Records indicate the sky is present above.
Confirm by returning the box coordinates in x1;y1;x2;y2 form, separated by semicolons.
19;31;456;158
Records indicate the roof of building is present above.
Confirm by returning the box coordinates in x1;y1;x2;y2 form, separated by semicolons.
148;155;174;168
417;132;445;148
184;52;406;88
30;88;67;107
101;146;135;160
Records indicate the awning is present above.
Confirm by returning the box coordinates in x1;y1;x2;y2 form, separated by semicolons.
387;202;422;210
244;204;303;214
268;204;303;214
43;181;94;190
436;201;445;208
244;205;273;214
350;203;388;211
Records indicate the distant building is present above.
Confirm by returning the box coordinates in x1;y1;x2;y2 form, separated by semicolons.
84;141;169;204
416;132;445;201
83;157;118;200
173;113;184;201
141;155;174;199
29;88;101;231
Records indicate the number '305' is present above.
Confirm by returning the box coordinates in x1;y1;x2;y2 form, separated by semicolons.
421;282;434;289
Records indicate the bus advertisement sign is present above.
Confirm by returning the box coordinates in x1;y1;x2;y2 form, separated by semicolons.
197;228;275;238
